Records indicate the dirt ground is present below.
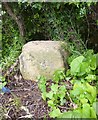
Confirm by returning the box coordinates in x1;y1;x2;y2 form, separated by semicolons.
0;62;50;120
0;60;75;120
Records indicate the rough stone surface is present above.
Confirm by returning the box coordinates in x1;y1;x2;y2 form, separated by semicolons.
19;41;68;81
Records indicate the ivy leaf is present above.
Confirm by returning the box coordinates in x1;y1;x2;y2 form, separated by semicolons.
70;56;84;76
58;85;66;105
53;69;65;83
46;91;53;99
38;76;46;93
48;100;55;108
51;83;58;94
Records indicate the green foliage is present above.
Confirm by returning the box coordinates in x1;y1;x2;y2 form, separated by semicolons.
0;76;7;90
38;76;47;100
2;2;98;72
53;69;66;83
1;36;23;71
38;49;97;118
70;50;97;77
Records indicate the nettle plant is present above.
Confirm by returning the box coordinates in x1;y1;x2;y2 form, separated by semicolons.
38;50;98;118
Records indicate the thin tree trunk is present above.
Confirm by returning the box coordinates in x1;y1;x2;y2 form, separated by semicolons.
3;2;25;39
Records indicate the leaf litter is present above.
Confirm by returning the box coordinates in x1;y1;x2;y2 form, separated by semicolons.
0;59;74;119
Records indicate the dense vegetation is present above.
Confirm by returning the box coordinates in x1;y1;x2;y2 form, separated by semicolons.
1;2;98;70
0;1;98;119
38;49;98;118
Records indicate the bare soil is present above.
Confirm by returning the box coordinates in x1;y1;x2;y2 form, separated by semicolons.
0;62;50;120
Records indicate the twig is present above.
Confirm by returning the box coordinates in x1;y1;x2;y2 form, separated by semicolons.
66;91;73;103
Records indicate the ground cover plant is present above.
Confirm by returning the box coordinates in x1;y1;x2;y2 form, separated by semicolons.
38;49;98;118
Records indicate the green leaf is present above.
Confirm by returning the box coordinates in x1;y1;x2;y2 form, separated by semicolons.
70;56;84;76
96;53;98;67
85;74;96;82
82;103;91;118
93;102;98;115
53;69;65;83
38;83;46;93
58;111;73;118
80;98;88;104
51;83;58;94
71;82;86;96
49;108;61;118
38;76;46;93
90;107;96;118
85;83;96;103
0;82;7;89
72;109;82;118
46;91;53;99
59;85;66;94
48;100;55;108
42;92;47;101
90;55;96;70
0;76;7;89
96;20;98;25
79;62;90;75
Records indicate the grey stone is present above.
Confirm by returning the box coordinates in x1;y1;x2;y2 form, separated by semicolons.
19;41;68;81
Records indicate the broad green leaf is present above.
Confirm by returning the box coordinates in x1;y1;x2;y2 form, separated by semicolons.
93;102;98;115
86;93;94;104
58;111;73;118
90;107;96;118
72;109;82;118
80;98;88;104
82;103;91;118
79;62;89;75
49;108;61;118
86;83;96;103
70;56;84;75
70;88;81;96
90;55;96;70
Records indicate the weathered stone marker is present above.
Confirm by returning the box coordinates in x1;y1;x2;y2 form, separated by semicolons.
19;41;68;81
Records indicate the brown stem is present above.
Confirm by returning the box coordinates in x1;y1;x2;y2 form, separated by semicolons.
3;2;25;38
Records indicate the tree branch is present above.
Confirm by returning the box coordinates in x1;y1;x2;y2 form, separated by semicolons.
3;2;25;38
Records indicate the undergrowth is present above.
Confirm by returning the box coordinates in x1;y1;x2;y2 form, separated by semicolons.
38;49;98;119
